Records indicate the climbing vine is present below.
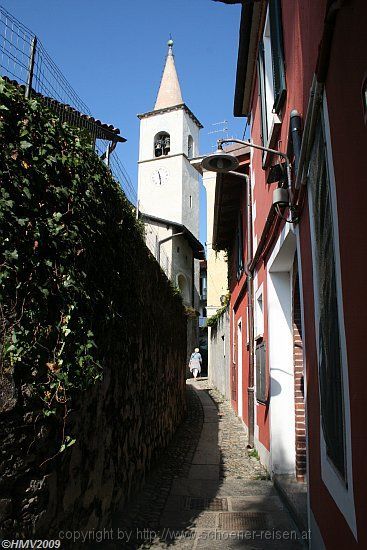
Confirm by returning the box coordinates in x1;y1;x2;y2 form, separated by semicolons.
206;293;230;328
0;77;149;450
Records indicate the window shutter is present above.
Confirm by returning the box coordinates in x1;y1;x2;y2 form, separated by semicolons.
269;0;286;113
257;41;268;146
256;341;267;403
309;120;346;480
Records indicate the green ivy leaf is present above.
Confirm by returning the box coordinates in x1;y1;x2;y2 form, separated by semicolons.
20;140;32;150
6;249;18;261
23;187;31;199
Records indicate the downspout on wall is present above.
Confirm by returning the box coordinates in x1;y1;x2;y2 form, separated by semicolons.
245;173;255;448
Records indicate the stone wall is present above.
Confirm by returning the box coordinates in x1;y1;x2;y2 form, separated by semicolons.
0;78;187;539
0;250;187;539
208;310;230;399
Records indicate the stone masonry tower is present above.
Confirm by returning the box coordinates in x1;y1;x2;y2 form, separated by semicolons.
137;40;203;315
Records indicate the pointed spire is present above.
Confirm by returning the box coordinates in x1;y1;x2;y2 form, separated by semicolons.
154;39;183;111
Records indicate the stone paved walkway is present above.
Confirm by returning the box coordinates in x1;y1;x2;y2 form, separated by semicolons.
107;379;306;549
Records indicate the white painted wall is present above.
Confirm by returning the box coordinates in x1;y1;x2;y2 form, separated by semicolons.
267;228;297;476
268;271;295;474
138;101;201;317
138;155;183;225
138;109;199;162
181;110;200;159
181;157;199;237
144;220;173;278
138;108;200;236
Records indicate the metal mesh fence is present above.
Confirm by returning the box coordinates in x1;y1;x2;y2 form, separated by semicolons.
0;6;33;87
0;4;174;281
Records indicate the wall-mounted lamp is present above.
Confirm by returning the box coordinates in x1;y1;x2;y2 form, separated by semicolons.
201;138;295;220
201;146;239;172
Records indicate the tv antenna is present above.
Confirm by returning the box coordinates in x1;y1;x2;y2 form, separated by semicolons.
208;120;229;147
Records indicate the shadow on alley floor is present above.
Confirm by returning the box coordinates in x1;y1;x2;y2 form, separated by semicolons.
94;379;307;549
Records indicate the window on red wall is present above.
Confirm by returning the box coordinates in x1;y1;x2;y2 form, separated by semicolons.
257;0;286;147
236;213;244;280
309;117;346;480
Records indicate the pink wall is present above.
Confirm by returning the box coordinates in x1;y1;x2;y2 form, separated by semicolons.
248;0;367;545
303;0;367;546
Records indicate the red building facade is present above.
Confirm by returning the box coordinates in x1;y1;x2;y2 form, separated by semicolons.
212;0;367;547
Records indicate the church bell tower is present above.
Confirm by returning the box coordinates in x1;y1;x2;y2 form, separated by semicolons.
137;40;202;240
137;39;204;358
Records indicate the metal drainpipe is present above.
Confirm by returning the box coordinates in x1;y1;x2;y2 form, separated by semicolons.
290;110;302;176
191;253;195;308
245;173;255;449
228;171;255;448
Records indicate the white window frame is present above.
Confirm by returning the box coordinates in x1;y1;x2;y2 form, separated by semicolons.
258;6;282;165
263;9;274;140
307;93;357;539
254;284;264;340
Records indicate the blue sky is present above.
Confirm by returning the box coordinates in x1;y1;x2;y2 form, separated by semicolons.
1;0;246;244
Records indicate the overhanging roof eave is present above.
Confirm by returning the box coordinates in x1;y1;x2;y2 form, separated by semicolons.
234;0;267;117
137;103;203;129
140;212;205;259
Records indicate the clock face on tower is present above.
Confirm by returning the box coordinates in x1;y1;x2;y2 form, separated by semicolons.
151;167;169;185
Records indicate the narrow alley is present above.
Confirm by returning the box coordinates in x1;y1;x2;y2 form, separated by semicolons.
109;380;307;550
1;2;367;548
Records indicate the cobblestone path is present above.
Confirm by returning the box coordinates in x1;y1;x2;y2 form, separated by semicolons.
108;379;305;549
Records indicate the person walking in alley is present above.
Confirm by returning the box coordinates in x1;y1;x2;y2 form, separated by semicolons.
189;348;202;379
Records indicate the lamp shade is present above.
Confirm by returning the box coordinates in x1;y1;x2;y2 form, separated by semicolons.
201;149;239;173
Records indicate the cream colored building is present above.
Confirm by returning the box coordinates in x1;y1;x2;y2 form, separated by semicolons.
191;159;229;387
190;163;228;316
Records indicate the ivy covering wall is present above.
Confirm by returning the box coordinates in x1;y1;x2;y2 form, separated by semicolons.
0;78;187;536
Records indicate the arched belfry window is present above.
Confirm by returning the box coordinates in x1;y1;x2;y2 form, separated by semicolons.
154;132;170;157
187;135;193;158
